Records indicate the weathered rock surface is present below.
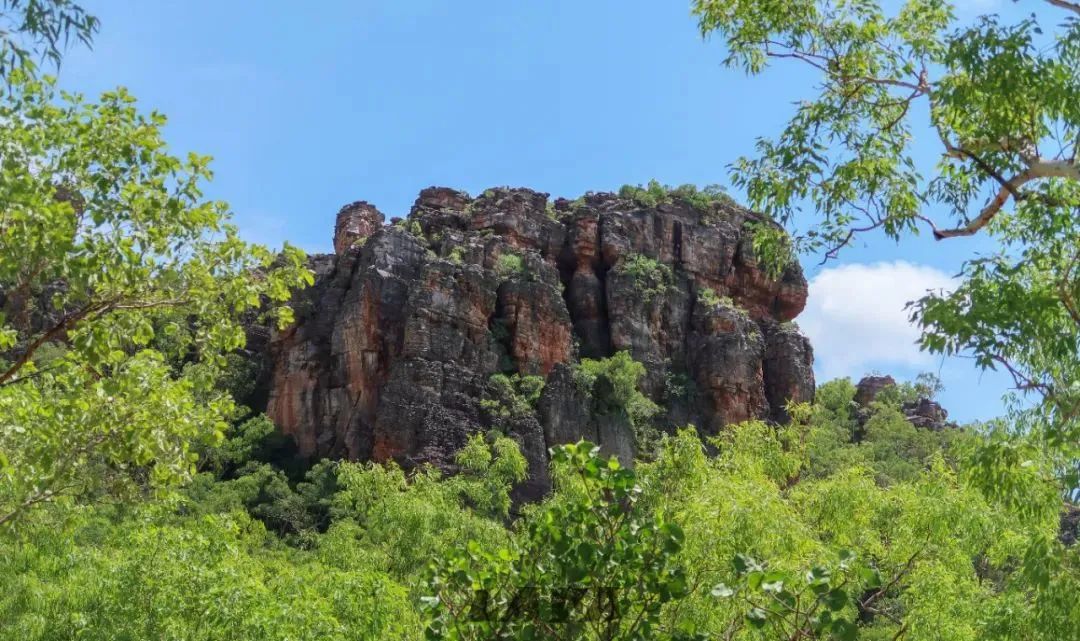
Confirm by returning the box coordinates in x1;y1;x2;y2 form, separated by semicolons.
854;375;897;407
260;186;816;498
902;398;954;431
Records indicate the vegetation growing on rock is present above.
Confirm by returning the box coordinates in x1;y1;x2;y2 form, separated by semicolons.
574;350;661;442
619;179;735;211
617;253;673;303
481;373;545;421
494;252;526;279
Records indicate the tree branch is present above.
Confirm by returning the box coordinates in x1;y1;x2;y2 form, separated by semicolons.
1045;0;1080;16
0;484;75;527
0;300;108;385
0;296;190;386
933;158;1080;239
860;548;922;611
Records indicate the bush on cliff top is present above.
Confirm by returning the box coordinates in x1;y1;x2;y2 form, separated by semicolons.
619;180;735;211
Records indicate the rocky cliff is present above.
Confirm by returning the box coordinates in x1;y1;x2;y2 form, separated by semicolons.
258;186;815;498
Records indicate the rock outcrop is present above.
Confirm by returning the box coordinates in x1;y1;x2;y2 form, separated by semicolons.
260;186;816;498
902;398;953;431
853;374;957;432
854;375;897;407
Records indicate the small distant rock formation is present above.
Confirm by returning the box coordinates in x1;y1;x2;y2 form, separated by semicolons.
902;397;952;430
254;186;817;499
854;375;897;407
853;374;957;432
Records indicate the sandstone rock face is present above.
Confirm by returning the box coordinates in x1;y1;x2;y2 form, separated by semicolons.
333;201;385;255
262;186;816;498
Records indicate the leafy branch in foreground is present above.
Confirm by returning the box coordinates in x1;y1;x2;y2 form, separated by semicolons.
693;0;1080;498
0;71;313;527
710;550;881;641
422;441;688;640
0;0;98;77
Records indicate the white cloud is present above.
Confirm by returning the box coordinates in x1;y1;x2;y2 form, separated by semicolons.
799;261;954;381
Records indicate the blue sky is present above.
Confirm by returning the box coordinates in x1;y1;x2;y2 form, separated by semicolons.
58;0;1030;422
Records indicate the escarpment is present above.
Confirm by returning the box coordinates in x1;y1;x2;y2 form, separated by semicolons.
259;186;815;499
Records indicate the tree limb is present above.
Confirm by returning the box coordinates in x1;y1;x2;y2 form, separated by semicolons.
0;300;108;385
0;296;191;386
860;547;922;611
1045;0;1080;16
933;158;1080;239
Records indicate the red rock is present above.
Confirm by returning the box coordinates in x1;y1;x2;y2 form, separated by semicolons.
258;185;816;499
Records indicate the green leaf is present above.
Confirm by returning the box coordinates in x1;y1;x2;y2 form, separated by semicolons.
858;566;883;589
745;607;769;628
830;618;858;641
824;588;848;612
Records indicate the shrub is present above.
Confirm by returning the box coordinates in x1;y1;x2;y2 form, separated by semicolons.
480;373;545;421
394;217;424;238
574;351;660;447
545;200;560;221
671;182;735;209
664;369;695;402
697;286;749;318
618;179;670;208
695;284;721;308
618;253;672;303
618;180;734;211
448;245;465;265
494;252;525;279
746;220;795;277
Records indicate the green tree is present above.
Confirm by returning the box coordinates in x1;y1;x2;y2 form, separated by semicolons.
0;506;421;640
639;424;1064;641
328;438;519;587
692;0;1080;483
423;441;689;641
575;350;661;436
0;71;312;527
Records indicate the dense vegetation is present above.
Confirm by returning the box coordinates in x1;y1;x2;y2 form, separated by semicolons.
1;1;1078;639
3;376;1077;640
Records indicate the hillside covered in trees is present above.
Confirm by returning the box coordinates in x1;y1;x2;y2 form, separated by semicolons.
7;372;1076;640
